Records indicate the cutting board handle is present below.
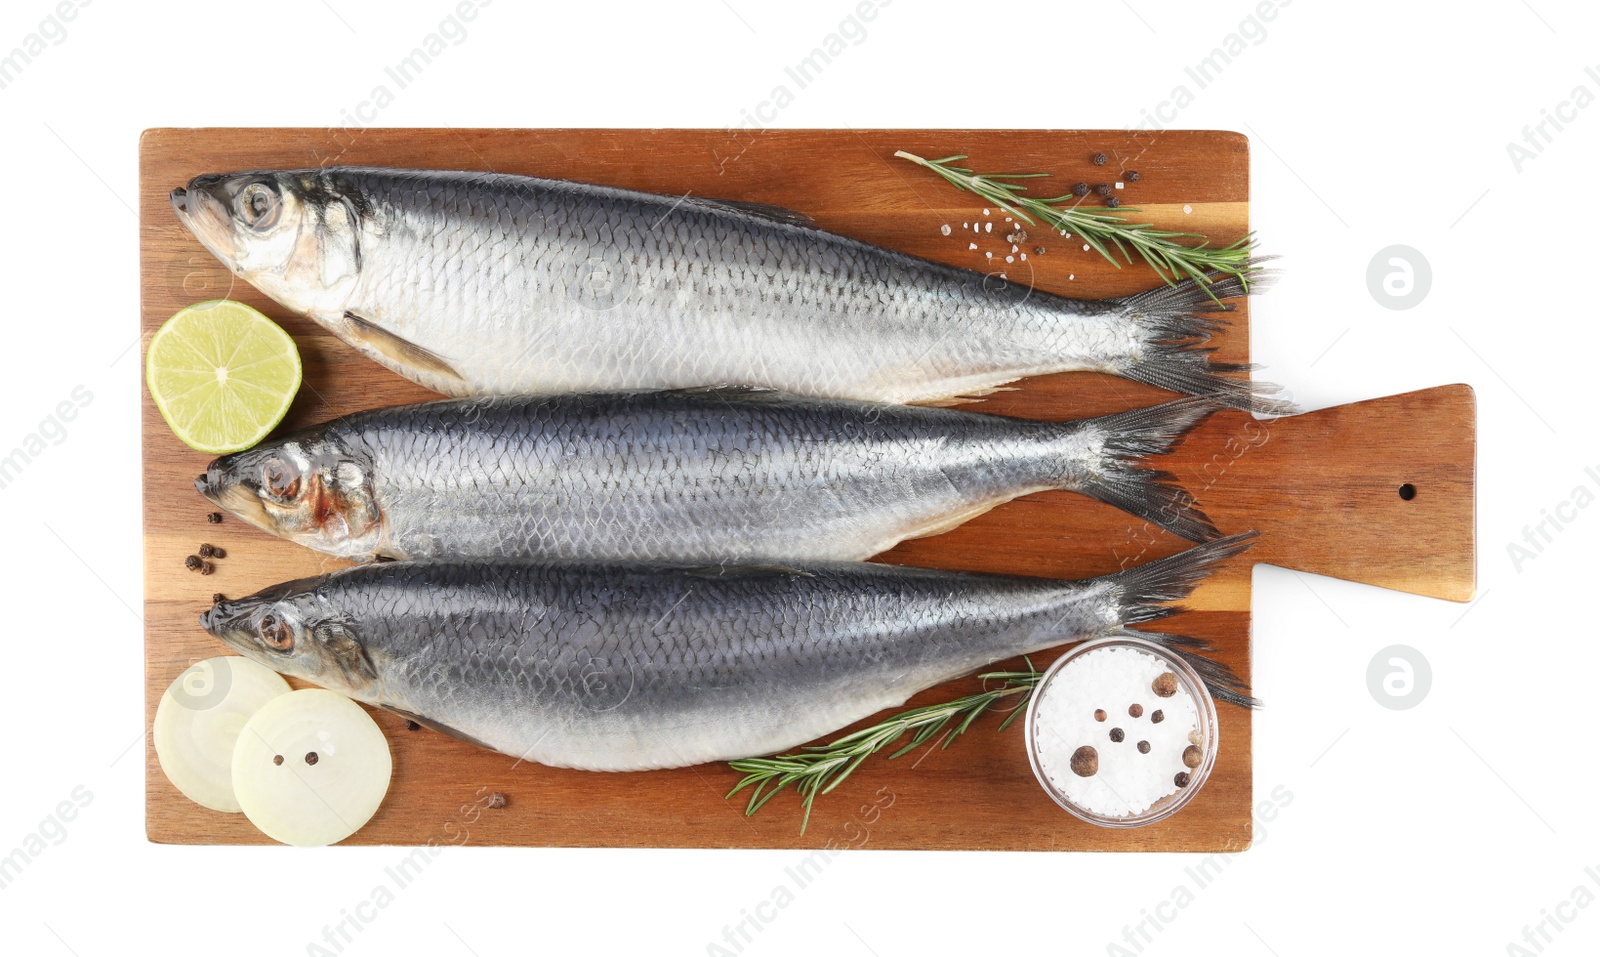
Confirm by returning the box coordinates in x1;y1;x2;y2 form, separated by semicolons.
1195;385;1477;601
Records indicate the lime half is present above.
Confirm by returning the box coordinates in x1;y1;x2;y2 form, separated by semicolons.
147;300;302;454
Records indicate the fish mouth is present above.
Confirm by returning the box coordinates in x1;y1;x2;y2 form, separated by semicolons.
170;178;236;259
199;596;256;654
198;598;233;636
194;465;275;536
194;466;246;514
199;577;325;642
194;467;222;504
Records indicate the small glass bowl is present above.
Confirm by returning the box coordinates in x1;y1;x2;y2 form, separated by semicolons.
1025;637;1220;828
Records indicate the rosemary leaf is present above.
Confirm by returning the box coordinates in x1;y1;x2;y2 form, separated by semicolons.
725;663;1043;833
894;150;1257;302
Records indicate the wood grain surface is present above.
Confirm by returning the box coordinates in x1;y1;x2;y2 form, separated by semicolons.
139;128;1475;851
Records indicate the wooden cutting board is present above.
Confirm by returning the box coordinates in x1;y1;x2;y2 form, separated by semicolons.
139;128;1476;850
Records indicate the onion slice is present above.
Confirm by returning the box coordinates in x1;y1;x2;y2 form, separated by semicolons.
232;689;392;846
153;656;291;813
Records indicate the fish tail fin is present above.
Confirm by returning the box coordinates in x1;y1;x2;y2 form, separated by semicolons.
1105;531;1261;708
1068;397;1222;543
1114;629;1262;709
1107;260;1299;416
1111;531;1257;623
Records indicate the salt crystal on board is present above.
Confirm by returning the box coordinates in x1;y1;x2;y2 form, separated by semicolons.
940;224;951;236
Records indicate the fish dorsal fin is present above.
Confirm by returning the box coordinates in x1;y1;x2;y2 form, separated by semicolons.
683;563;817;580
340;312;464;388
687;197;815;228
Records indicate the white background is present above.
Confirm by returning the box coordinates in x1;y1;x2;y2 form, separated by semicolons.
2;1;1596;954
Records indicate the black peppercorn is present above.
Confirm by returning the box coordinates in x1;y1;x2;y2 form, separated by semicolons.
1095;183;1113;197
305;752;319;766
486;792;508;809
1106;196;1120;209
1174;771;1191;787
1092;152;1108;165
1109;727;1125;743
1126;170;1141;182
1070;745;1099;777
1137;740;1151;754
206;512;223;524
184;555;202;571
197;560;214;576
1073;183;1090;197
1151;709;1164;724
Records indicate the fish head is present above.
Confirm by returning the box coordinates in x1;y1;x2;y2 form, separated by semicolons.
200;579;379;696
196;435;384;559
170;171;362;315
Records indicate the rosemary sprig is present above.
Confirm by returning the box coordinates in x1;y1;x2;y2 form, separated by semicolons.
895;150;1256;302
726;662;1042;833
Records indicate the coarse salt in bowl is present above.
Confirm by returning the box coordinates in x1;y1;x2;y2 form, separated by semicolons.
1026;637;1219;827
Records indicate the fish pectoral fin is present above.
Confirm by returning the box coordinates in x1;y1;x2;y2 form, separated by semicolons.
340;312;465;387
661;385;781;398
687;196;815;228
911;385;1025;407
914;396;985;408
382;706;500;753
683;563;817;580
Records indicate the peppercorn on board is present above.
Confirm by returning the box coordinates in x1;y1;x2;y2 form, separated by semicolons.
140;128;1476;850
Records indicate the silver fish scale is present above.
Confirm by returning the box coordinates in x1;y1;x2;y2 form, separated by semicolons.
332;391;1091;562
307;560;1111;770
327;169;1128;401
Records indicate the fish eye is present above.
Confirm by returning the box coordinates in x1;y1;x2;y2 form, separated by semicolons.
260;459;302;503
238;182;281;230
258;614;294;651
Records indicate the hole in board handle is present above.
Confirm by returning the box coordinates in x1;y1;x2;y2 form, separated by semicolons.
1397;483;1417;501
